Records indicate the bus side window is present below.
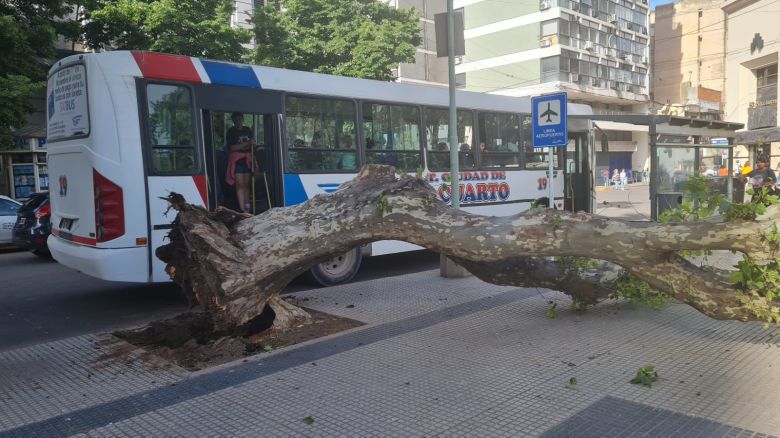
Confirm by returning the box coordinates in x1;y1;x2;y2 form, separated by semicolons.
146;84;197;174
362;102;422;172
423;107;475;171
477;111;521;169
285;95;358;172
522;114;561;170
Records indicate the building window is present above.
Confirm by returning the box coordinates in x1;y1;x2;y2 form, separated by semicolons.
755;64;778;109
756;64;778;92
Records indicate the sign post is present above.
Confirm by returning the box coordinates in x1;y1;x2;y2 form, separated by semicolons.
531;92;568;208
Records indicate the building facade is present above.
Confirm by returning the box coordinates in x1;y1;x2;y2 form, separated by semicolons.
452;0;652;177
651;0;725;120
383;1;450;86
723;0;780;170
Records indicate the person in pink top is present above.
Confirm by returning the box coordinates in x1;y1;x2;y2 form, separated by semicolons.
226;112;257;213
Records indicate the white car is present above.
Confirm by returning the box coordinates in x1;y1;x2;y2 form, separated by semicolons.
0;195;22;245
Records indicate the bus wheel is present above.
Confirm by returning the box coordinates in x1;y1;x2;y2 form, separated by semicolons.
310;247;362;286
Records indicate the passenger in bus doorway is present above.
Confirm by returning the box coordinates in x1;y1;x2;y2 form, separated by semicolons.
226;112;258;213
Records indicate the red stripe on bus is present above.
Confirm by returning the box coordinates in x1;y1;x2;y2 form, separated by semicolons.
131;51;201;83
193;175;208;206
52;228;98;247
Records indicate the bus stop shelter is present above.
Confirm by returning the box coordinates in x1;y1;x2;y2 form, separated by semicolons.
571;114;744;220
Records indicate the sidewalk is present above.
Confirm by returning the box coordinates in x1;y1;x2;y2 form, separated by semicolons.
1;270;778;437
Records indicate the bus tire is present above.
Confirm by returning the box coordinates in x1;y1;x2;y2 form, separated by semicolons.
309;247;362;287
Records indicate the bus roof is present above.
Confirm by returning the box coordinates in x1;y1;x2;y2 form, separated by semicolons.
51;51;593;116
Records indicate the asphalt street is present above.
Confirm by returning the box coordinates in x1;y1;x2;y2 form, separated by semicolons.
0;249;440;352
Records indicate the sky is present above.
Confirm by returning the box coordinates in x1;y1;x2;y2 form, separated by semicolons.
650;0;679;9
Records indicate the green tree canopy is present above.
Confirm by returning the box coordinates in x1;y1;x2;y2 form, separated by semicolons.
0;0;75;148
82;0;252;62
252;0;422;80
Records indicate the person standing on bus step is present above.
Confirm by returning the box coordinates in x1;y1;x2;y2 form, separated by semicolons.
226;112;257;213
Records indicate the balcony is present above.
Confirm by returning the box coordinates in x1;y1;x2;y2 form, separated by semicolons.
748;104;777;130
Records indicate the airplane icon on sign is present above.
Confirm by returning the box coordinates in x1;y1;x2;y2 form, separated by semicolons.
540;103;558;123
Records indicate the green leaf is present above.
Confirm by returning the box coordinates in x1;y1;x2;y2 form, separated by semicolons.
630;365;659;387
302;416;315;425
546;302;557;319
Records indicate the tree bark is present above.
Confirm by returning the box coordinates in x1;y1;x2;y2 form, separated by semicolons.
158;165;779;334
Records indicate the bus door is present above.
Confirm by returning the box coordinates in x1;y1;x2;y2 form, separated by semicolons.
202;111;281;213
564;132;592;212
192;84;284;214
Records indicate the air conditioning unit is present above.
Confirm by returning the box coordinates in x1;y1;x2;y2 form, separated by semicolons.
639;55;648;64
570;73;580;83
609;14;618;24
540;0;551;10
571;2;580;11
540;38;553;48
621;53;632;60
584;41;595;51
641;27;648;35
626;23;634;31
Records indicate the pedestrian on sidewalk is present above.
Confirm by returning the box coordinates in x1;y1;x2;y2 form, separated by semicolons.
601;168;610;187
620;169;627;190
611;169;620;190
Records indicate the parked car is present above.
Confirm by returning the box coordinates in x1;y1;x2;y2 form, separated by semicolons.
0;195;22;245
12;192;51;256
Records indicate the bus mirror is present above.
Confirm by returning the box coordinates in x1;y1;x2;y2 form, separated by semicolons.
601;133;609;152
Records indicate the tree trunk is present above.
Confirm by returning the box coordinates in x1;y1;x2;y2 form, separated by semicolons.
158;165;779;334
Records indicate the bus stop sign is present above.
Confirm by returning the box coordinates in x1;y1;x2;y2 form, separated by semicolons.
532;92;568;147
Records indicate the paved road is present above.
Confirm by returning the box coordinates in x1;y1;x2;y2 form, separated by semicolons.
0;249;440;352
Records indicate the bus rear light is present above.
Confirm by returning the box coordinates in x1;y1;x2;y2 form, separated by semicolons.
93;169;125;242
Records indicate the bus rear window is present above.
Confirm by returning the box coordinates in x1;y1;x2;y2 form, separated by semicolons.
146;84;197;173
47;64;90;141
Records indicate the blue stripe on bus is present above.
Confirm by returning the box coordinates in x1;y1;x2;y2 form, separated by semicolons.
317;183;340;193
283;174;309;206
200;60;262;89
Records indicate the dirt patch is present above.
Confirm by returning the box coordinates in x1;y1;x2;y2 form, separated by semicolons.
113;308;364;371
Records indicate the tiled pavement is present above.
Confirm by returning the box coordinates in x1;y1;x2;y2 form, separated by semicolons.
1;270;778;437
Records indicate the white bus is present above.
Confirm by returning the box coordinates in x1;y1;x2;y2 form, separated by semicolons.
46;51;594;285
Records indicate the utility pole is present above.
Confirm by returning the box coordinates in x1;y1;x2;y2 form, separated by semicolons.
447;0;459;209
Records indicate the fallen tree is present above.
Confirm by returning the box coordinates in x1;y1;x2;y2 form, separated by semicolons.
157;165;780;336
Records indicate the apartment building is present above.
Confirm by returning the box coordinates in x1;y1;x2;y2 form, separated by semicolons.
723;0;780;169
385;1;450;86
651;0;725;120
453;0;652;177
